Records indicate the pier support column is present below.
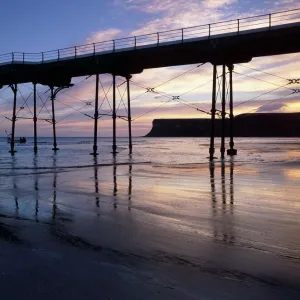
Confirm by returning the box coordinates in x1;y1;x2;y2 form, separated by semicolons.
220;64;226;159
126;75;133;154
50;87;59;151
112;74;117;155
91;74;99;156
9;84;17;154
227;64;237;156
33;83;38;153
209;65;217;160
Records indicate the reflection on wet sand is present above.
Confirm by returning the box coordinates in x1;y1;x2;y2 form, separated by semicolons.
2;156;135;223
49;155;78;246
11;157;19;219
128;164;132;211
112;160;133;211
52;155;57;222
33;155;39;222
113;158;118;210
94;157;100;208
210;161;235;244
0;157;22;244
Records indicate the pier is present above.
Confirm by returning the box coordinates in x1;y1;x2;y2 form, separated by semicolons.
0;8;300;158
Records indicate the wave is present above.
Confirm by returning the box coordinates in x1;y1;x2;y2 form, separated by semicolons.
0;161;152;171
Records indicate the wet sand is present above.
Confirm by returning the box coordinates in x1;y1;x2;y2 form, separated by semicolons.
1;159;300;299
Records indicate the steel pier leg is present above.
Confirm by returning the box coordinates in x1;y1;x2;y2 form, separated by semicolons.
91;74;99;156
51;87;59;151
126;76;133;154
33;83;38;153
112;74;117;154
227;64;237;156
220;64;226;159
209;65;217;160
9;84;17;154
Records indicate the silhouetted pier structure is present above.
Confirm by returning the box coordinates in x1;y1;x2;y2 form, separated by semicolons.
1;8;300;158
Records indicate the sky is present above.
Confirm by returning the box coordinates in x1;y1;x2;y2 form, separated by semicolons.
0;0;300;137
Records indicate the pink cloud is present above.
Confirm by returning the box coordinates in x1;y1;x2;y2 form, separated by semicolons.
85;28;122;44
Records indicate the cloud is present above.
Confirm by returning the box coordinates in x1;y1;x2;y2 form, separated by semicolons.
204;0;238;9
274;0;300;9
84;29;122;44
129;2;222;35
255;102;286;112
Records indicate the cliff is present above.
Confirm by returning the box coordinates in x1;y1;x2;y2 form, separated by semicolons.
145;113;300;137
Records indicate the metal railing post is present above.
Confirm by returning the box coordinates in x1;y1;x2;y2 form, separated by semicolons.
42;52;44;63
12;53;14;63
209;24;211;38
237;19;240;34
181;28;184;42
93;43;96;55
269;14;271;29
23;53;25;64
113;40;115;52
134;36;137;49
157;32;159;46
57;49;60;61
75;46;77;58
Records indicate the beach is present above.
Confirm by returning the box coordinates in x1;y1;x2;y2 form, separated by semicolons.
1;137;300;299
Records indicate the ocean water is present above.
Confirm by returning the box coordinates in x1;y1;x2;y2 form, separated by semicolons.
1;136;300;172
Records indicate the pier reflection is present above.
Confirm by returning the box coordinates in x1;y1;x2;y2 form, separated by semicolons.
210;160;235;244
4;155;134;223
49;155;72;224
128;164;132;211
113;158;118;210
93;157;100;208
52;155;57;221
33;155;39;222
111;161;133;211
49;155;75;246
11;156;19;219
0;157;22;244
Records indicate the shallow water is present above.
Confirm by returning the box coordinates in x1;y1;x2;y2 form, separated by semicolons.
1;136;300;171
1;137;300;298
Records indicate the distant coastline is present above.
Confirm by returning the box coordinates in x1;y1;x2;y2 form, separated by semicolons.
145;113;300;137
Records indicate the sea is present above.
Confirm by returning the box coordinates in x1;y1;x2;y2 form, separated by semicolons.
1;136;300;171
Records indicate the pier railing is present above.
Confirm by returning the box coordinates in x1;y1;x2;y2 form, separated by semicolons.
0;8;300;65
